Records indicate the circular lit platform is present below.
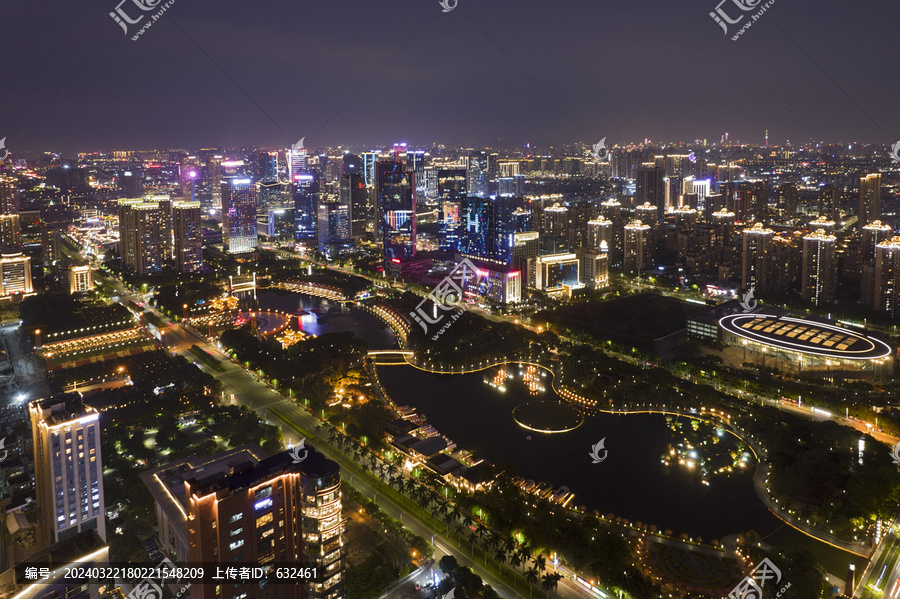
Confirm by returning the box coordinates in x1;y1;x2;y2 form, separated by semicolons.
513;401;584;434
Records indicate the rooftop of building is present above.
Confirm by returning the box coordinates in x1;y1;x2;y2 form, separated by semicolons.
719;314;894;360
30;393;95;426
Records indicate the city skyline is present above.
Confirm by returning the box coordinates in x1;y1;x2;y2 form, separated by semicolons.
2;1;900;151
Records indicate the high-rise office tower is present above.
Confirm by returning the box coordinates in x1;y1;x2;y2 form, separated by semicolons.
623;220;652;274
29;394;105;545
635;166;665;222
376;161;416;262
0;175;20;246
293;174;318;242
259;151;279;182
185;448;344;599
819;185;839;220
874;237;900;319
342;152;361;177
438;169;467;251
0;251;33;297
406;150;426;205
340;174;368;239
361;152;379;187
463;195;515;262
118;198;167;275
173;200;203;273
69;265;93;294
466;150;489;198
704;193;726;221
221;177;258;254
859;173;882;226
741;223;774;292
801;229;837;306
288;145;308;182
674;206;698;232
317;202;351;257
587;217;613;251
776;183;798;223
180;157;201;197
207;156;223;209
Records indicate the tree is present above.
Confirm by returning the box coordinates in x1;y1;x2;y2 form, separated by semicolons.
533;554;546;573
525;566;540;598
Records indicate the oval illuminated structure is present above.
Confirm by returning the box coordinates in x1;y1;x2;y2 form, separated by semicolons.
718;314;893;360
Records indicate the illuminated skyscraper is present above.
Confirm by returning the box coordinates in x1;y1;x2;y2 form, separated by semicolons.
221;177;258;254
361;152;379;186
741;223;774;292
874;237;900;319
463;195;516;262
30;394;106;545
288;145;308;181
376;161;416;263
776;183;798;223
0;175;20;246
862;221;893;308
801;229;837;306
600;199;625;266
635;203;658;229
118;198;167;275
207;156;223;208
466;150;489;198
406;150;426;204
859;173;882;226
173;200;203;273
293;174;318;242
438;169;467;251
635;166;665;222
341;173;368;239
818;185;839;220
317;202;351;257
623;220;652;274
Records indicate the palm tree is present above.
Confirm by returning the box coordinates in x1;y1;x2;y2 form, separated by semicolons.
462;513;474;530
533;554;546;573
541;573;555;598
525;566;539;598
449;504;462;524
494;547;507;571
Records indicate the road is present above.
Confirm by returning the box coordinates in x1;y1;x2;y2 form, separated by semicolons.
855;526;900;598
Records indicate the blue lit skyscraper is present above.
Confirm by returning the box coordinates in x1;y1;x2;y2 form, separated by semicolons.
438;169;466;251
463;195;516;263
376;160;416;263
293;173;318;242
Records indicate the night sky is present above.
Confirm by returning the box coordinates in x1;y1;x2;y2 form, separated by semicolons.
2;0;899;152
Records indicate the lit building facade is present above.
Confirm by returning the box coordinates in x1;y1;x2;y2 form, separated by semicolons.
874;237;900;320
222;178;258;254
534;253;580;296
69;265;93;294
741;223;774;292
801;230;837;306
623;220;651;274
0;252;33;297
438;169;467;251
29;394;106;545
173;200;203;273
376;161;416;263
317;202;351;258
186;448;344;599
859;173;882;226
118;198;168;275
